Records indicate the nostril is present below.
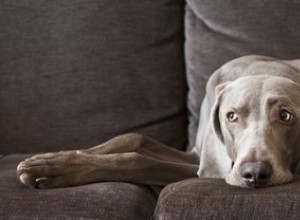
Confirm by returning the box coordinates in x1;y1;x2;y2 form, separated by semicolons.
256;163;272;181
240;164;254;179
258;173;267;180
243;173;253;180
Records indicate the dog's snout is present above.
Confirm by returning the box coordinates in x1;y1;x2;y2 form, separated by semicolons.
239;161;273;187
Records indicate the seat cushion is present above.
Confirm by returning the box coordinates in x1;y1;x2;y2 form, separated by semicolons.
0;154;157;219
185;0;300;149
0;0;186;154
154;178;300;220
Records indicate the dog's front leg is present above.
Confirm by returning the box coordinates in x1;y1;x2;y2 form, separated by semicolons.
17;133;199;188
18;150;108;188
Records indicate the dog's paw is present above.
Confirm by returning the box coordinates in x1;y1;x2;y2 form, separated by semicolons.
17;151;85;189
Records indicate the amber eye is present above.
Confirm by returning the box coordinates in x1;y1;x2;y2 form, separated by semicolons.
227;112;238;122
279;110;293;122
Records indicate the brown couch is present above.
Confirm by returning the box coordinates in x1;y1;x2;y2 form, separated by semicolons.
1;0;300;219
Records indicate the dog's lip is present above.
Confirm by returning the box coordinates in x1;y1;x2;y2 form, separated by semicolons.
226;171;271;188
227;164;295;188
238;174;297;188
243;179;268;188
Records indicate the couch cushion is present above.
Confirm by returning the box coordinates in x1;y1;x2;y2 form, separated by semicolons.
185;0;300;149
0;0;186;154
154;178;300;220
0;154;157;219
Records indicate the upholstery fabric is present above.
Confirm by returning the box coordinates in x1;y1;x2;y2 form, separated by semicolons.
0;154;157;220
154;178;300;220
186;0;300;149
0;0;186;154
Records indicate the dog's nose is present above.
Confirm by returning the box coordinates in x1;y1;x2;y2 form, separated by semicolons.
239;161;273;187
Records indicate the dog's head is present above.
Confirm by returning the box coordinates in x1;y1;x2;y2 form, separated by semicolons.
212;75;300;188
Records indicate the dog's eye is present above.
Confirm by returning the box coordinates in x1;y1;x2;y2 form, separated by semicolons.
279;110;293;122
227;112;238;122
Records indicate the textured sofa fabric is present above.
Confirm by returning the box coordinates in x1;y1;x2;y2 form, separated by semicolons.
0;0;185;219
154;1;300;219
0;0;186;154
2;0;300;219
0;154;157;220
154;178;300;220
186;0;300;148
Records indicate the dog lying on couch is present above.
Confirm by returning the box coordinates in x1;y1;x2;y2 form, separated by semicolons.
17;55;300;189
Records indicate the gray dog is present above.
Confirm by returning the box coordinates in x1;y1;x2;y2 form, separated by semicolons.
17;55;300;189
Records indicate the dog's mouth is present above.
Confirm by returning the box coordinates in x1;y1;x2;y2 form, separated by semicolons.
242;177;271;188
226;176;273;189
226;175;294;189
226;162;295;188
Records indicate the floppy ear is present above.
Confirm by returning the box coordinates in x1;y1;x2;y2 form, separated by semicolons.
211;82;231;143
292;146;300;175
294;160;300;175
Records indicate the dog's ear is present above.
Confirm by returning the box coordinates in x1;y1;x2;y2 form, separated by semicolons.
294;160;300;175
292;151;300;175
211;82;231;143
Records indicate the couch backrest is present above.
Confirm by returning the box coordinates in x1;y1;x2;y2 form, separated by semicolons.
0;0;186;154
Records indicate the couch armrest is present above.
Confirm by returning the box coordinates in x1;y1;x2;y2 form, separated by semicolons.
154;178;300;220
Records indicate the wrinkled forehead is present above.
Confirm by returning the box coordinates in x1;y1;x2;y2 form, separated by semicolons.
222;76;300;107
